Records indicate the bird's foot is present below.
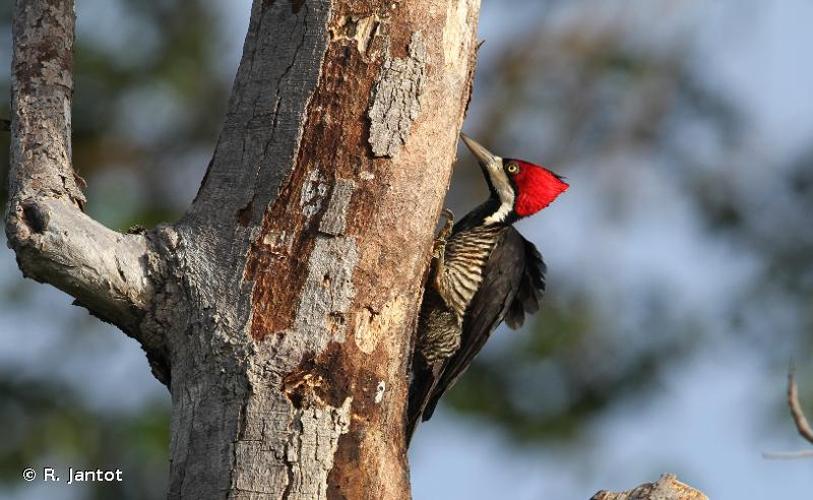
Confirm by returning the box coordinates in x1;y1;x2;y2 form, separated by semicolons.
432;209;454;259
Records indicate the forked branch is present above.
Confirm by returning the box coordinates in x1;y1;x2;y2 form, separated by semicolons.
7;0;162;346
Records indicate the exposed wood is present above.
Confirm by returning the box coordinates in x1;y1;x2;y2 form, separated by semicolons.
592;474;708;500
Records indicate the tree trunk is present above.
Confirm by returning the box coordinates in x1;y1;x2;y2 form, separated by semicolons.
7;0;482;498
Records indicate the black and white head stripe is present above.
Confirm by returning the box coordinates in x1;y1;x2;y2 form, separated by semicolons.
482;160;514;225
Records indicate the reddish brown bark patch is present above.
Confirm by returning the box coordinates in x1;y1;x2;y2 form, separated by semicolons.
321;340;396;500
283;344;354;409
245;2;391;342
236;199;253;227
243;1;472;498
244;160;319;339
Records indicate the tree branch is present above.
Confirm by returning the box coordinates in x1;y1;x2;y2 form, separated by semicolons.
7;0;162;347
592;474;707;500
762;366;813;460
762;449;813;459
787;366;813;444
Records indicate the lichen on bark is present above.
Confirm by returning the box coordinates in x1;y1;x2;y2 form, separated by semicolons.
368;31;428;158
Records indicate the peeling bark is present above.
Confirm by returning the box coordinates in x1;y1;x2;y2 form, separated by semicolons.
8;0;483;498
282;398;352;500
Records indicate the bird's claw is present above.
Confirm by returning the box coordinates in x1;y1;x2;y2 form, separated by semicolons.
438;208;454;239
432;240;446;259
432;209;454;259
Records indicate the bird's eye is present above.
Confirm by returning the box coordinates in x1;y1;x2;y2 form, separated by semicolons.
506;163;519;174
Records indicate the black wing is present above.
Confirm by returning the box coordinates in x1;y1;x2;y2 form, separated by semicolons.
421;226;547;421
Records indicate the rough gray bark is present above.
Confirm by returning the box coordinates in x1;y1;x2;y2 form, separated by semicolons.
7;0;482;498
7;1;162;353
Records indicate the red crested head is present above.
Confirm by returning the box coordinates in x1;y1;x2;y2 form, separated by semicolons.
459;133;568;224
509;159;569;218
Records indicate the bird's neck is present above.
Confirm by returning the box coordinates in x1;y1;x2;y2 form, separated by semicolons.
453;198;516;234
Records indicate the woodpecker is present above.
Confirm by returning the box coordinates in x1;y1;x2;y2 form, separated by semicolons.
407;133;569;440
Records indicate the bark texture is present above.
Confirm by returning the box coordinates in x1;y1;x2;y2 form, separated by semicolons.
7;1;160;349
591;474;708;500
8;0;482;498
